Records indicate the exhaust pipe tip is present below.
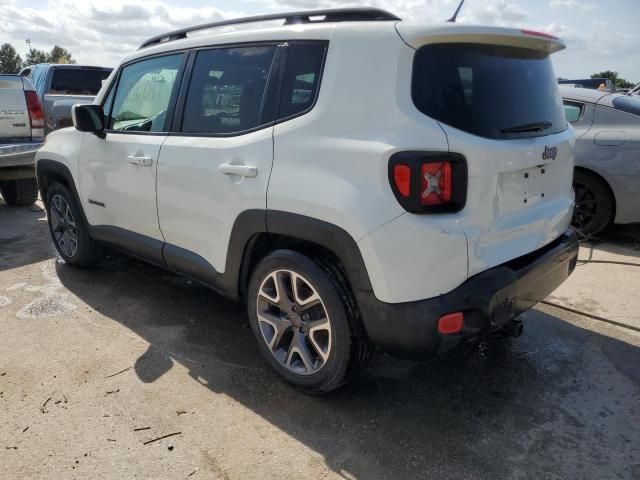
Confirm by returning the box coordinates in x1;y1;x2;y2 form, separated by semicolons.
512;320;524;338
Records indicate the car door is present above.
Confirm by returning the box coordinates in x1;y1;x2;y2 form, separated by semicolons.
78;53;185;262
156;44;283;279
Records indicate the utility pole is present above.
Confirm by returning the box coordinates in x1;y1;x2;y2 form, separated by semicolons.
25;39;31;59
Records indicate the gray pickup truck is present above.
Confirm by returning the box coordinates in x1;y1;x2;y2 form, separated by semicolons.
0;74;44;206
20;64;113;134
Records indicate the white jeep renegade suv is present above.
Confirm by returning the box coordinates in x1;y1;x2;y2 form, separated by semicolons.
36;8;579;393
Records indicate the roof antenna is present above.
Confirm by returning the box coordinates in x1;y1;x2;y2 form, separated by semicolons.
447;0;466;22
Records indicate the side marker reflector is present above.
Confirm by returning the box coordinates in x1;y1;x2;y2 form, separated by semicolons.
438;312;464;334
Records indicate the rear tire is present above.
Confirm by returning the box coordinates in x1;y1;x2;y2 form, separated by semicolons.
45;183;104;267
572;170;614;237
247;249;372;394
0;178;38;206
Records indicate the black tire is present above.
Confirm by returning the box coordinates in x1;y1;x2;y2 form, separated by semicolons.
572;170;614;237
247;249;372;394
0;178;38;206
45;183;104;267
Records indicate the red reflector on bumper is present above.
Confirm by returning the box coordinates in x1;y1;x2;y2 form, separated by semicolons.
438;312;464;334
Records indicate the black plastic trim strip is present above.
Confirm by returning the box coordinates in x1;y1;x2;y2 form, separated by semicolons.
35;160;88;225
91;226;165;267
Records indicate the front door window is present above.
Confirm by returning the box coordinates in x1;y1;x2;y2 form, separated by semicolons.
109;54;183;133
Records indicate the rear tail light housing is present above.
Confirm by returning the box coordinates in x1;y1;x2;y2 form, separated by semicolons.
25;90;45;129
389;152;467;213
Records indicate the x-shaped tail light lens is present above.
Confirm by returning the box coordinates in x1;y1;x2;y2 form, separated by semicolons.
420;162;452;206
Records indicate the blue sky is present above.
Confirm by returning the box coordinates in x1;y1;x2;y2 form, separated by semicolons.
1;0;639;82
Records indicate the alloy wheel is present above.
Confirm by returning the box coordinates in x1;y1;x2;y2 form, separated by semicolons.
572;181;597;232
50;194;78;258
256;269;332;376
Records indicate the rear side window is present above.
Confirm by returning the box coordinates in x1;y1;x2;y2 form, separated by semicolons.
412;44;567;139
49;68;112;95
563;101;584;123
181;46;276;134
278;43;326;119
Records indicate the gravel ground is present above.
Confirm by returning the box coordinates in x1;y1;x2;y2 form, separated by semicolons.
1;201;639;479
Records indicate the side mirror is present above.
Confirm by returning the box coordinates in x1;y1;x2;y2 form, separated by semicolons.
72;104;105;135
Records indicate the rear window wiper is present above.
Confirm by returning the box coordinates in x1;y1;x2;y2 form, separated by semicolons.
501;121;552;134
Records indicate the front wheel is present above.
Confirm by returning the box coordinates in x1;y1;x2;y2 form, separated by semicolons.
247;250;371;394
45;183;104;267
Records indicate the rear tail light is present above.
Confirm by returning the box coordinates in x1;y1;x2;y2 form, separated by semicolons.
389;152;467;213
25;90;45;129
393;164;411;197
421;162;452;206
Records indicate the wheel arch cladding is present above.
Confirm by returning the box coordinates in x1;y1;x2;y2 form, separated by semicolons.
36;160;85;219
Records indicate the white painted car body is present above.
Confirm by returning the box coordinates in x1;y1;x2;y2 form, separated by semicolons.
36;18;574;305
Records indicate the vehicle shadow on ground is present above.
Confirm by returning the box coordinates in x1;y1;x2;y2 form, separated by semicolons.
55;252;640;479
0;200;54;272
580;224;640;262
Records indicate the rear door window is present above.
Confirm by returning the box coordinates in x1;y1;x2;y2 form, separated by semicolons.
278;43;326;120
49;68;112;95
412;44;567;139
181;46;276;135
563;101;584;123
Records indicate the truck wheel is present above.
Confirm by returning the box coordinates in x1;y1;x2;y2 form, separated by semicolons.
572;170;614;237
0;178;38;206
45;183;104;267
247;250;372;394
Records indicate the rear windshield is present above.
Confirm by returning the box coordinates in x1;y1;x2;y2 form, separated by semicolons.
50;68;112;95
412;44;567;139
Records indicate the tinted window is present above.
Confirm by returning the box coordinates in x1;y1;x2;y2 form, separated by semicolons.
182;46;276;134
563;101;584;123
279;43;325;119
110;54;183;133
50;68;112;95
412;44;567;139
612;95;640;116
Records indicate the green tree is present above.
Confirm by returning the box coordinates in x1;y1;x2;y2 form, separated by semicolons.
25;48;48;65
48;45;75;64
0;43;23;73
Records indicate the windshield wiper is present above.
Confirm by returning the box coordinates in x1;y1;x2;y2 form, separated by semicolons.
501;121;552;134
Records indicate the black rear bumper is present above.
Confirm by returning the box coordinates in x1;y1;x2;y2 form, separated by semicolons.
357;228;579;359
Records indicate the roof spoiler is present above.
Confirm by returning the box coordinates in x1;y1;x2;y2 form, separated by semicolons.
396;24;566;54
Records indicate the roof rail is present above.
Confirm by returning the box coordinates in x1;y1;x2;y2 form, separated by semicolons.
139;8;401;49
